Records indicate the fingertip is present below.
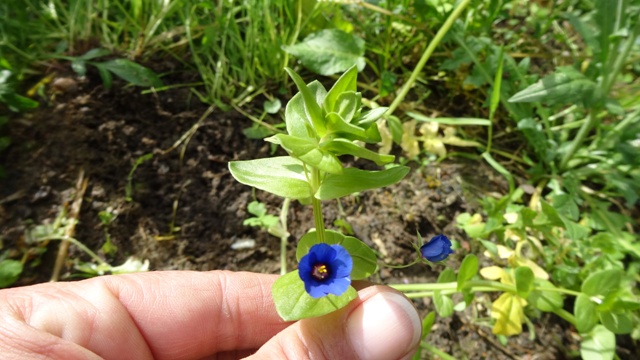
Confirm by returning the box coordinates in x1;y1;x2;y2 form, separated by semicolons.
345;287;422;360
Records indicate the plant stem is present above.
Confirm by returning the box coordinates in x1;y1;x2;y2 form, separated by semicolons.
559;110;597;170
38;236;108;266
386;0;472;116
421;343;457;360
310;167;326;243
279;198;291;275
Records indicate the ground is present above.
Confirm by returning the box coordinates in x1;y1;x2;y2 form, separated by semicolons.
0;75;607;359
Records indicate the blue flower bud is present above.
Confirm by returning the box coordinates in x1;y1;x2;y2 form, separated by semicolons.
420;234;454;262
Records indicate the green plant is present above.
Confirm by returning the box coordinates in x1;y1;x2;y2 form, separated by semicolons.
52;48;163;90
229;66;419;320
98;208;118;256
243;199;291;275
183;0;306;104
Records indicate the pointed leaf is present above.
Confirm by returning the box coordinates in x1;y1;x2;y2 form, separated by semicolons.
325;112;368;140
316;166;409;200
335;91;359;123
268;134;343;174
100;59;163;87
508;67;597;105
322;139;394;165
324;65;358;113
285;68;326;136
228;157;311;199
285;92;313;139
355;107;388;125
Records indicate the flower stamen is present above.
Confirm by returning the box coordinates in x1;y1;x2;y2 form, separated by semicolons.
312;264;329;280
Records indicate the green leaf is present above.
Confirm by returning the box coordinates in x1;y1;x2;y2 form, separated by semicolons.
508;67;598;106
325;112;368;141
575;293;599;334
438;268;456;283
263;99;282;114
528;279;564;312
354;107;387;126
581;269;623;297
457;254;478;291
407;112;491;126
322;139;394;165
489;46;504;120
324;65;358;114
71;59;88;76
282;29;366;76
316;166;409;200
421;311;437;338
599;311;633;334
514;266;535;298
100;59;163;87
0;259;23;288
334;91;360;123
94;64;113;90
268;134;343;174
594;0;618;64
78;48;111;60
285;92;314;139
296;230;377;280
434;290;454;317
272;270;357;321
285;68;326;137
580;325;615;360
482;152;514;194
229;157;311;199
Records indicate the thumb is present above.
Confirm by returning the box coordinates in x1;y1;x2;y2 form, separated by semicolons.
248;285;422;360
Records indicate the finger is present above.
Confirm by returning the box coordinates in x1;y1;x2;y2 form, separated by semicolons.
0;271;289;360
248;285;422;360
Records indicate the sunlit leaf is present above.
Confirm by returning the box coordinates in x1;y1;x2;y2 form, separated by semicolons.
580;325;615;360
282;29;366;76
316;166;409;200
272;270;357;321
229;157;311;199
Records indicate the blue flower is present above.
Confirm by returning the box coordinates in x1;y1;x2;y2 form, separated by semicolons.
298;243;353;298
420;234;454;262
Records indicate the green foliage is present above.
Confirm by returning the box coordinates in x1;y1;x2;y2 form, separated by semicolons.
231;67;407;320
54;49;163;90
282;29;365;76
0;68;38;112
272;270;357;321
0;256;22;288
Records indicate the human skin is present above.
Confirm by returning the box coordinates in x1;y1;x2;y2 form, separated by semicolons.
0;271;421;360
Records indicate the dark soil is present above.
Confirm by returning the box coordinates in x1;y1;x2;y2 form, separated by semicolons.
1;75;583;359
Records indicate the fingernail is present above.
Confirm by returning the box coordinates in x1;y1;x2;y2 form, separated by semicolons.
345;291;421;360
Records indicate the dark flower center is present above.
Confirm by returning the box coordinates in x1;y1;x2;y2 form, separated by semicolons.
312;263;330;281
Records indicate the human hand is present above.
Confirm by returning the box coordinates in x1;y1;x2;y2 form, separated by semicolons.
0;271;421;359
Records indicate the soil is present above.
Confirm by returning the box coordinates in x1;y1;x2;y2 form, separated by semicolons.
0;74;613;359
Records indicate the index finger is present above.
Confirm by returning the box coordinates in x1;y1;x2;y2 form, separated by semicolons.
0;271;289;360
